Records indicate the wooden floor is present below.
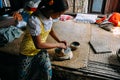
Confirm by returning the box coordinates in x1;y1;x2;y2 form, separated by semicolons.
47;20;120;80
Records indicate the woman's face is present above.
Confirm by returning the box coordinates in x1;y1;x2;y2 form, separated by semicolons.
50;11;65;19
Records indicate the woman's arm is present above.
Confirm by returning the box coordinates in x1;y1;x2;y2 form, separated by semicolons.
49;28;61;42
50;28;67;46
32;34;66;49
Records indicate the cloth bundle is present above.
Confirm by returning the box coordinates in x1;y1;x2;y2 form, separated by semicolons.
0;26;23;47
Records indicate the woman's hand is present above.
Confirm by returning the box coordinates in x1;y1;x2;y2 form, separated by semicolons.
58;43;67;49
59;40;67;46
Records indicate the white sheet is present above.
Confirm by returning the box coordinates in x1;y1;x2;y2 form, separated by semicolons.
74;13;98;23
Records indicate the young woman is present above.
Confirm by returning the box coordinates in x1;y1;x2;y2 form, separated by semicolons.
18;0;69;80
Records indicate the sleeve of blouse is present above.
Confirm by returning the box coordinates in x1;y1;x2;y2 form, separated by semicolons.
28;16;41;36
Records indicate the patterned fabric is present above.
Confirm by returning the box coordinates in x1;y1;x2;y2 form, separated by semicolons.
18;49;52;80
20;13;52;56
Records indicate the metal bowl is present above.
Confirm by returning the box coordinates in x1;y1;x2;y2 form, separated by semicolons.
70;41;80;51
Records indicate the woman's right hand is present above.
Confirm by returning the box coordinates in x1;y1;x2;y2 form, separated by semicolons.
58;43;67;49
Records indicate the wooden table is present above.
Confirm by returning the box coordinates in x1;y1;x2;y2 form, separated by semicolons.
47;20;91;69
47;20;120;80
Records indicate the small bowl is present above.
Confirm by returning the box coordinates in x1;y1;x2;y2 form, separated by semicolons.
70;41;80;51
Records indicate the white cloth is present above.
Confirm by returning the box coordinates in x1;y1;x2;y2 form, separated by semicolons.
28;12;53;36
27;0;41;8
16;20;27;28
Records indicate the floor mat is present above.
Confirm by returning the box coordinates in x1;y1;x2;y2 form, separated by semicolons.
79;60;120;80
